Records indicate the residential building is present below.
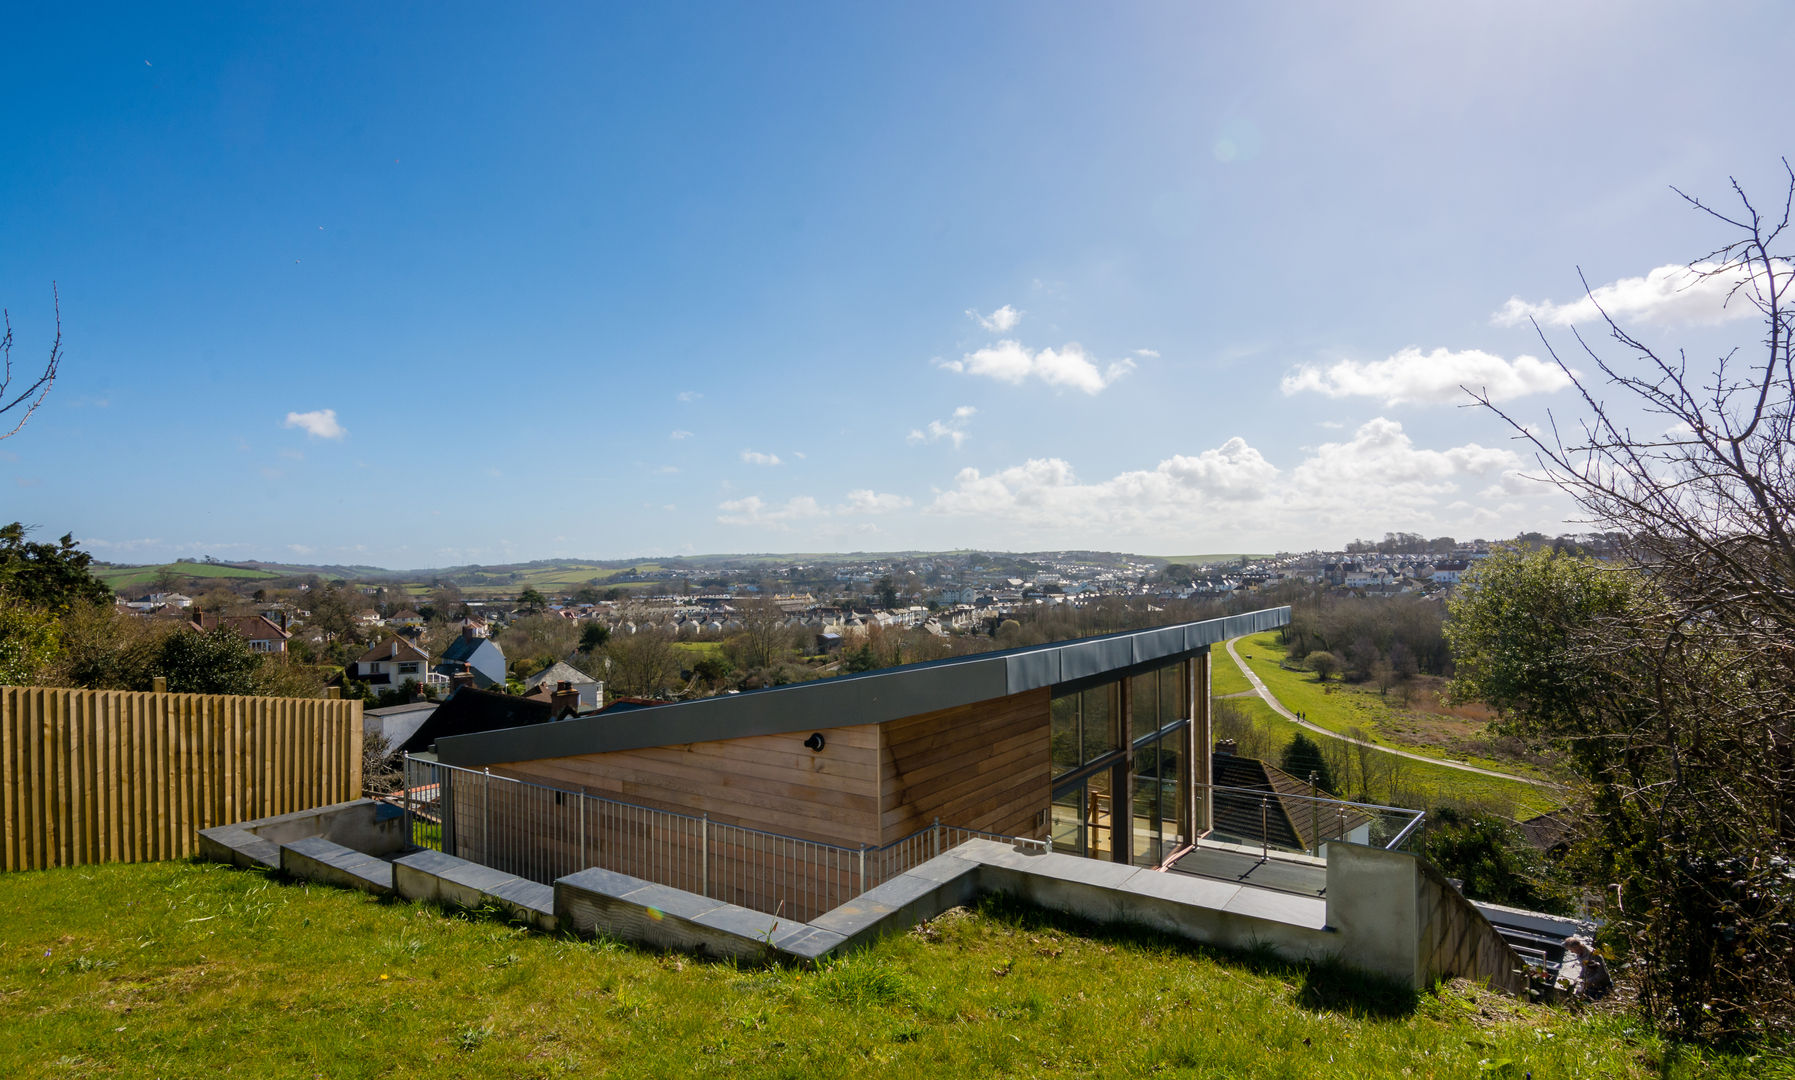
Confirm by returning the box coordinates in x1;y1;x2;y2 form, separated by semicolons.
189;613;292;654
435;626;508;690
348;636;433;688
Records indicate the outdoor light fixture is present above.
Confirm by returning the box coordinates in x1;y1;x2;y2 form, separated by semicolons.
803;732;826;752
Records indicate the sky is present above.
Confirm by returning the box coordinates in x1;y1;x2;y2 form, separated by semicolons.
3;2;1791;569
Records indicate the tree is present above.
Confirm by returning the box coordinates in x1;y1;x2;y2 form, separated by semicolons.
0;603;59;685
1305;650;1339;681
1279;733;1336;795
152;626;262;695
1461;164;1795;1042
0;523;112;613
577;622;611;654
603;628;679;699
518;586;548;613
0;288;62;441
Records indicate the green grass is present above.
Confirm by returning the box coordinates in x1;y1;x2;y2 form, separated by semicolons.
94;562;281;589
1209;654;1254;697
1;859;1768;1079
672;641;725;658
1229;634;1562;780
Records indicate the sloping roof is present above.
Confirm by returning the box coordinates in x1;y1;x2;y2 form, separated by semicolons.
397;687;551;755
353;636;429;665
435;607;1290;768
1211;753;1374;851
522;660;596;691
190;613;291;641
440;634;493;664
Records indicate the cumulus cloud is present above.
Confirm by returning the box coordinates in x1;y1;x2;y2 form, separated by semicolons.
1280;347;1571;405
939;341;1134;394
1134;348;1160;358
967;305;1021;332
908;405;977;448
1493;260;1791;327
283;408;346;439
843;489;913;514
670;429;694;440
740;450;783;466
677;390;703;402
717;489;911;528
926;419;1532;544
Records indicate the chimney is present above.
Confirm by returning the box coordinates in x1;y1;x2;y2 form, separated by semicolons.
551;680;580;719
450;662;475;691
462;624;476;642
1215;738;1237;757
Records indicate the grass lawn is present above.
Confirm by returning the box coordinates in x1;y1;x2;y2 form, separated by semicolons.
0;859;1768;1079
1228;634;1562;784
1214;692;1559;819
1209;654;1254;697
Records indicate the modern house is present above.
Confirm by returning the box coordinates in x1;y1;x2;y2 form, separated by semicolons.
425;609;1294;902
435;626;507;690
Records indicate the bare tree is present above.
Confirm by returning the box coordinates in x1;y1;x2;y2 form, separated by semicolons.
1;287;62;440
1468;161;1795;1041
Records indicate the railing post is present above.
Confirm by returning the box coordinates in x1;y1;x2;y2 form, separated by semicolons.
932;817;941;858
857;844;867;895
483;768;492;865
701;813;710;899
400;751;413;848
1259;796;1269;863
578;790;587;869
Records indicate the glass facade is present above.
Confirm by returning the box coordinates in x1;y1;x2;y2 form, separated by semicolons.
1050;657;1191;868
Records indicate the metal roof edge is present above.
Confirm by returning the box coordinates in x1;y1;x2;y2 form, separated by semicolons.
435;606;1290;768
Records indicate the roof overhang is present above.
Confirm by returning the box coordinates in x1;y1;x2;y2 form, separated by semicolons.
434;606;1289;767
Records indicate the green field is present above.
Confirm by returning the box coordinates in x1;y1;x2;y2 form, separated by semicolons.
94;562;281;590
0;859;1757;1079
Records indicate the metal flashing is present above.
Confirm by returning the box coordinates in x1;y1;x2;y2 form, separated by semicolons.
434;607;1290;768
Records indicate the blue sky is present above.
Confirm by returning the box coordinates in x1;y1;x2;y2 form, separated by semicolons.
2;2;1789;568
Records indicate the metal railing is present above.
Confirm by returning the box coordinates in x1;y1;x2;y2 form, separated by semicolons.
397;755;1024;922
1198;781;1425;861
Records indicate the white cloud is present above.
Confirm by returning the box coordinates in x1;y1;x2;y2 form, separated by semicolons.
939;341;1134;394
283;408;346;439
288;544;315;556
907;405;977;448
677;390;703;402
842;489;913;514
670;429;694;440
925;419;1535;544
1134;348;1160;358
741;450;783;466
967;305;1022;332
717;489;913;528
716;495;823;527
1493;260;1791;327
1280;347;1571;405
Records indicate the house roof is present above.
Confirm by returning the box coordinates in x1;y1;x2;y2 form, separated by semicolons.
522;660;596;691
397;687;552;755
440;634;496;663
189;613;292;641
434;606;1290;768
353;636;430;665
1211;752;1373;851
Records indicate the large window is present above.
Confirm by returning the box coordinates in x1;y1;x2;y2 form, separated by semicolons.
1051;658;1190;867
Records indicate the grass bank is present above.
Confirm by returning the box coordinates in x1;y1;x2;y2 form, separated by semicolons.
0;859;1770;1078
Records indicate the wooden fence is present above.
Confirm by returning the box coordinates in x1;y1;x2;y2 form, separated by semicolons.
1;686;363;871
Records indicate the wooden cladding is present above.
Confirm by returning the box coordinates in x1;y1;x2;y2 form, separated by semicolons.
879;688;1051;842
0;686;363;871
494;722;885;848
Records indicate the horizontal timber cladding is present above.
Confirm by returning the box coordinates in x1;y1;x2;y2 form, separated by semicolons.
490;721;884;848
877;688;1051;844
0;686;362;871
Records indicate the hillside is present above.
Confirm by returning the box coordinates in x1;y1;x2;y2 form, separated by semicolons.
0;859;1765;1078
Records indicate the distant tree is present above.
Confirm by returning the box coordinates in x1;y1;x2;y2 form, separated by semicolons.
577;623;611;654
0;288;63;441
876;575;897;610
1305;650;1339;681
0;523;112;613
1279;733;1336;794
573;584;603;605
518;586;548;613
603;628;679;699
